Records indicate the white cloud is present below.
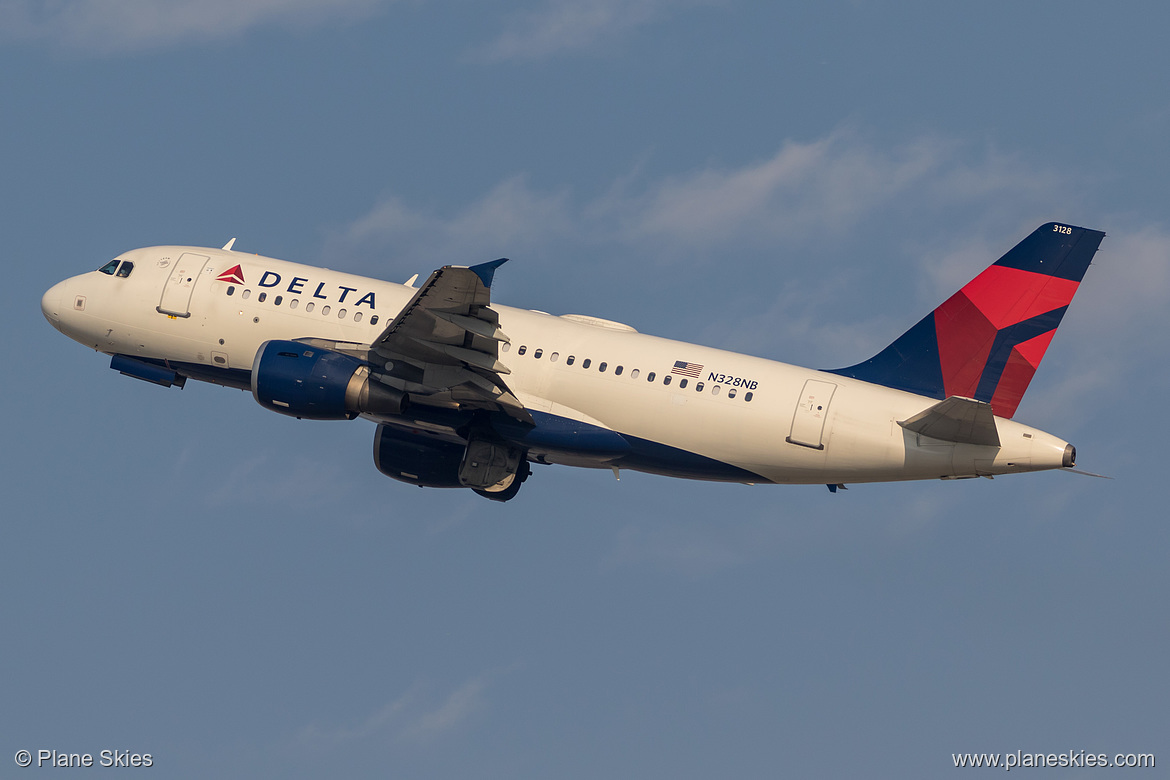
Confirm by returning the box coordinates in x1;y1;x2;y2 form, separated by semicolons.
611;134;941;245
298;674;491;748
395;677;489;743
328;130;1167;388
344;132;1081;276
0;0;386;52
329;175;574;272
298;685;418;746
605;134;1081;259
335;132;1068;269
477;0;712;62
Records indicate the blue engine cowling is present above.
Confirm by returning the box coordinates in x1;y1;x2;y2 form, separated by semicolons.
372;423;465;487
251;340;406;420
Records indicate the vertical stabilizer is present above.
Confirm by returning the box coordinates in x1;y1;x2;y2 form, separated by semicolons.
828;223;1105;418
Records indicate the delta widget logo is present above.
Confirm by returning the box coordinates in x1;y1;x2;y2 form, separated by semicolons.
216;265;245;284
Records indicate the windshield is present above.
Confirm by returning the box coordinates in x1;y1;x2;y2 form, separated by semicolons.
97;259;134;278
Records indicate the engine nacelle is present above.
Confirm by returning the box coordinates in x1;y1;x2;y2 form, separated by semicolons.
372;424;529;501
372;423;466;488
252;340;406;420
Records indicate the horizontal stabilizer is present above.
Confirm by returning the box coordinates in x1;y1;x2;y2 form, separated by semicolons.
898;396;1000;446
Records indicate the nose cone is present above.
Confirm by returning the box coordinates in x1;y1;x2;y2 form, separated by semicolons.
42;281;65;328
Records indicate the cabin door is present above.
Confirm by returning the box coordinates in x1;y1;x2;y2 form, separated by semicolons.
157;253;210;318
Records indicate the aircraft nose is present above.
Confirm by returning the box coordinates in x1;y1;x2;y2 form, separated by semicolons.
41;281;65;327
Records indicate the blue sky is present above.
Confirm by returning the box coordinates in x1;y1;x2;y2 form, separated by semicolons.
3;2;1167;777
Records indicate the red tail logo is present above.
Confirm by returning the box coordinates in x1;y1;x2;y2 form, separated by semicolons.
828;223;1104;419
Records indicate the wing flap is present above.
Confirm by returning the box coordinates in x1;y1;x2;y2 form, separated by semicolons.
432;310;511;343
370;259;532;424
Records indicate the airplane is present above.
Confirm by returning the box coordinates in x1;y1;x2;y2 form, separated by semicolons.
41;222;1104;501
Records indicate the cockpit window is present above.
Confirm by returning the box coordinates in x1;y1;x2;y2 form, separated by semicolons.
98;259;119;275
115;261;134;278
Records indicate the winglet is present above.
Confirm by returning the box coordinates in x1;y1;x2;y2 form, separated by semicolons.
470;258;508;288
222;238;237;251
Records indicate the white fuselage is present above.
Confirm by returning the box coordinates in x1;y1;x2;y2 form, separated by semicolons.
41;246;1073;485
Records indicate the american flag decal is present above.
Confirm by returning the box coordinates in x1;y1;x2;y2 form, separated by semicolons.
671;361;703;378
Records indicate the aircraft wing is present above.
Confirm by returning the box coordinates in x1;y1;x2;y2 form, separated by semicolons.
369;259;532;423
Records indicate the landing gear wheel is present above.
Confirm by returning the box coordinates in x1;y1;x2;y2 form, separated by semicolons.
473;459;531;502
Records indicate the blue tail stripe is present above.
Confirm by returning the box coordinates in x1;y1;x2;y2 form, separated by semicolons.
825;314;945;399
993;223;1102;282
972;306;1067;402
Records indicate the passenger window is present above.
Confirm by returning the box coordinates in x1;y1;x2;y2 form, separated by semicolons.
550;352;559;362
274;295;283;306
744;392;753;402
647;372;655;382
728;388;737;398
695;382;704;392
502;342;511;352
306;302;314;312
227;286;235;296
599;362;607;372
258;292;267;303
582;358;591;369
115;261;134;278
566;355;575;366
534;349;543;359
98;260;119;275
354;312;363;322
370;315;379;326
518;345;527;356
712;385;721;396
663;375;672;386
679;378;688;389
338;308;347;318
290;299;299;309
630;369;639;379
242;289;251;300
321;305;331;316
614;366;623;376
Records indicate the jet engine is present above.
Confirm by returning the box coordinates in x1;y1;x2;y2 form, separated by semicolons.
251;340;406;420
372;424;466;488
373;423;530;501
